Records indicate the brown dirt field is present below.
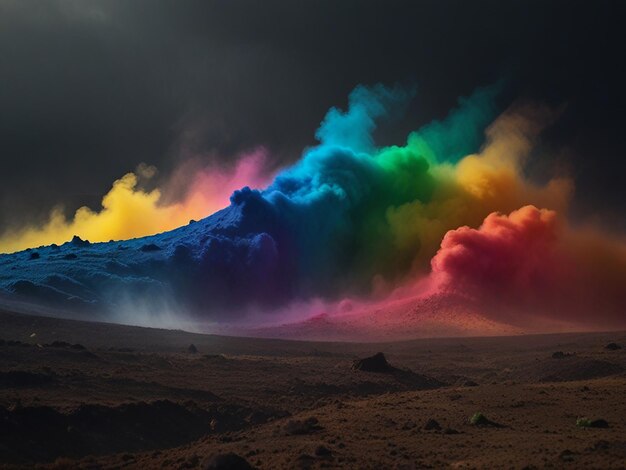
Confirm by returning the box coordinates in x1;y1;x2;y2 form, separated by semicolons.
0;308;625;469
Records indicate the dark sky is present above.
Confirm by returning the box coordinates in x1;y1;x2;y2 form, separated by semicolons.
1;0;625;231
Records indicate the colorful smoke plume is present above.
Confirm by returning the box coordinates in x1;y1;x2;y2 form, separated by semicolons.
0;150;274;253
431;205;626;328
1;83;624;330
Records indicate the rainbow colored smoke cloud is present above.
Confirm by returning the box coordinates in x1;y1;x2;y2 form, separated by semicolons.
1;84;625;328
210;84;570;304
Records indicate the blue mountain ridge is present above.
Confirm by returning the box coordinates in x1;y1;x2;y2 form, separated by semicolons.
0;187;296;321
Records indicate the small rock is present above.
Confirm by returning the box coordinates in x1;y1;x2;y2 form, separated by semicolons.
559;449;576;462
203;452;253;470
188;344;198;354
314;445;332;457
605;342;622;351
71;235;90;246
423;419;441;431
589;419;609;428
577;417;609;428
461;379;478;387
469;412;503;427
352;352;395;373
552;351;574;359
284;417;321;435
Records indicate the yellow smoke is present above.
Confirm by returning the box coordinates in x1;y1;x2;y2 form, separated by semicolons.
0;173;189;253
0;151;273;253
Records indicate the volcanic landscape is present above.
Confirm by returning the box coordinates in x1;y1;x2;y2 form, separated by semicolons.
1;308;625;469
2;3;626;468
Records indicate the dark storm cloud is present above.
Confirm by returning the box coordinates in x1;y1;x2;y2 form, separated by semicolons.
1;0;625;231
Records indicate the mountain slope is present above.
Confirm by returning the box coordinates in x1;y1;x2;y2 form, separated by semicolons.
0;199;253;320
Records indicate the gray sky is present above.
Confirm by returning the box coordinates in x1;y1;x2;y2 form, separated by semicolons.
1;0;625;231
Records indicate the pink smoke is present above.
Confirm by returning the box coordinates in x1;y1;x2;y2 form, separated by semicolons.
163;148;276;219
430;205;626;328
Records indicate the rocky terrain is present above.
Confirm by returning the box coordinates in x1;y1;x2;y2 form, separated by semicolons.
0;308;625;469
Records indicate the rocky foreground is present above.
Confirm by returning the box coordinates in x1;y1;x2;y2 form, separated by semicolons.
0;309;625;469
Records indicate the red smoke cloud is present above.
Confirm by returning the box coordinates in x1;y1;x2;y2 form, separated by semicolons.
431;206;626;328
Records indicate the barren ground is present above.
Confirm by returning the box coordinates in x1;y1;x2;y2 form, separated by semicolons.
0;309;625;469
